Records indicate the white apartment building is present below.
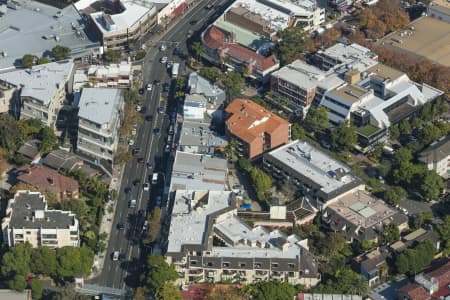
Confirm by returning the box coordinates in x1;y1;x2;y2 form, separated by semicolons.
166;190;321;287
0;60;74;129
1;190;79;248
73;62;132;92
419;136;450;179
77;88;124;164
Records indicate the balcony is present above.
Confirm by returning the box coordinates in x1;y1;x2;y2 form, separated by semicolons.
188;269;203;276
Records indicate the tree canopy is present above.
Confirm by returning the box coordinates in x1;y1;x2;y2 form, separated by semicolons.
382;223;400;244
157;282;182;300
291;123;306;140
304;106;329;133
21;54;37;68
52;45;71;61
396;240;435;276
245;281;296;300
142;255;179;294
383;186;407;205
274;27;307;65
315;269;368;296
221;71;244;98
56;246;94;278
331;123;357;152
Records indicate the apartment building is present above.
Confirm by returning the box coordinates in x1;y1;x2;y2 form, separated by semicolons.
73;62;132;92
77;0;157;50
77;88;124;164
1;190;79;248
16;165;79;201
418;135;450;179
178;121;228;155
225;99;291;159
166;190;321;287
0;60;74;130
263;140;363;208
188;72;226;106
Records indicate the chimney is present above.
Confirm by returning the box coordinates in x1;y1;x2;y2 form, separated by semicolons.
47;177;54;185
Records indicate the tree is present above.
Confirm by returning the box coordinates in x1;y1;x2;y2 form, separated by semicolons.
396;240;435;275
38;57;51;65
304;106;329;133
51;285;91;300
60;198;89;220
383;223;400;244
157;282;182;300
420;124;444;146
0;114;23;152
393;148;413;167
389;125;400;140
8;274;27;291
192;42;204;62
383;186;407;205
104;50;121;63
222;71;244;99
1;243;32;278
22;54;37;68
315;269;368;296
56;246;94;278
250;167;272;204
419;170;444;200
245;281;296;300
31;247;57;276
52;45;71;61
199;67;221;82
207;285;247;300
398;119;412;135
39;126;58;153
142;255;179;294
223;139;238;162
291;123;305;140
145;207;162;244
274;27;307;65
331;123;357;152
29;280;44;300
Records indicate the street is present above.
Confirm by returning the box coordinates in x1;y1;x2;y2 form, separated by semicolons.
90;0;229;290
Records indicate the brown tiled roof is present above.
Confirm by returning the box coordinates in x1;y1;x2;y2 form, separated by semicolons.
429;260;450;288
17;165;79;195
225;98;289;144
399;284;430;300
203;26;278;71
17;139;41;160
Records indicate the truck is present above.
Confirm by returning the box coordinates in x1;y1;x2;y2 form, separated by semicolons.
152;173;159;185
171;63;179;78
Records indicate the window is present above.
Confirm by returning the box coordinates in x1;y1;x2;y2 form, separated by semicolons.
191;260;197;265
14;234;24;239
42;234;57;239
223;262;229;267
239;262;246;267
288;263;295;269
70;231;78;236
271;263;279;268
25;231;31;235
207;262;213;267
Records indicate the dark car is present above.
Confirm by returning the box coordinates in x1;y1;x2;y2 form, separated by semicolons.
137;157;145;164
124;187;132;194
117;223;125;230
132;147;141;155
153;79;161;85
147;162;153;169
139;106;147;113
173;47;180;56
138;88;144;95
145;115;153;121
133;179;140;186
158;107;165;114
162;82;169;92
189;20;198;25
153;127;160;135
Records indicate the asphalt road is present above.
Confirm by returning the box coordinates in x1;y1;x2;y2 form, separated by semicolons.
92;0;229;290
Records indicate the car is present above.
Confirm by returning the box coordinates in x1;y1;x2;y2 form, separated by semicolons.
167;62;173;69
156;196;162;207
189;20;198;25
133;179;140;186
142;220;148;231
128;139;135;146
160;44;167;51
146;84;152;91
153;79;161;85
131;128;137;135
147;162;153;169
205;3;213;9
124;187;132;194
129;199;137;208
138;88;144;95
158;107;165;114
136;105;142;112
143;183;150;191
160;56;168;63
167;135;173;144
153;128;160;135
137;157;145;164
187;30;193;38
165;144;171;153
132;147;141;155
112;251;120;261
162;83;169;92
145;115;153;122
173;47;180;56
117;223;125;230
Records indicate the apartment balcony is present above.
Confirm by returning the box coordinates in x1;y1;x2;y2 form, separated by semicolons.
221;274;236;281
188;269;204;276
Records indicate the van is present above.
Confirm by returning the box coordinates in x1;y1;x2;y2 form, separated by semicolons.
152;173;158;185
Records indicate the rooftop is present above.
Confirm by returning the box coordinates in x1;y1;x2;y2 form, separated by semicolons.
0;290;31;300
317;43;378;71
43;149;84;172
225;98;290;144
328;83;372;104
170;152;228;191
16;164;79;195
5;191;77;229
271;59;327;90
168;190;233;253
188;72;225;103
179;121;228;150
87;61;131;78
378;16;450;67
266;140;359;194
78;87;123;126
0;61;74;104
419;135;450;164
327;190;399;228
298;294;362;300
0;0;98;71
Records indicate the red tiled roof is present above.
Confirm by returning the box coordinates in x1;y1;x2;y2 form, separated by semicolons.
172;2;188;16
399;284;430;300
17;165;79;197
429;260;450;288
203;26;278;72
225;98;290;144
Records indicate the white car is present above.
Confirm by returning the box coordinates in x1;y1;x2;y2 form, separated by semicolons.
131;128;137;136
128;139;135;146
160;56;168;64
136;105;142;112
142;220;148;231
143;183;150;191
160;44;167;51
146;84;152;91
112;251;120;261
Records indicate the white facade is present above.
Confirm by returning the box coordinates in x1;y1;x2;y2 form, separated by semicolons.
1;190;80;248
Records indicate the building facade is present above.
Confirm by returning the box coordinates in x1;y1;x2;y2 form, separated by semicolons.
77;88;124;164
1;190;79;248
418;136;450;179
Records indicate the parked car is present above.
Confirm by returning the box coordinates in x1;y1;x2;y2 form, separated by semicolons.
143;183;150;191
128;139;135;146
164;144;171;153
160;56;168;63
137;157;145;164
145;115;153;122
160;44;167;51
146;84;152;91
112;251;120;261
117;223;125;230
142;220;148;231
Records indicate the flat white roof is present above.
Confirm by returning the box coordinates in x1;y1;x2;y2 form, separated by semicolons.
272;60;327;90
78;88;123;125
318;43;378;72
267;140;359;194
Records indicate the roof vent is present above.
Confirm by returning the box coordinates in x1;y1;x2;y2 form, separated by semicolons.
47;177;54;185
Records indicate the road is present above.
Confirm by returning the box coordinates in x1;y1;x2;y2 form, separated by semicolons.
91;0;230;290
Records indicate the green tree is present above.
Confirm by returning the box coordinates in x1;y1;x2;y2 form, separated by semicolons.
315;268;368;296
398;119;411;135
21;54;36;68
389;125;400;140
60;198;89;220
142;255;179;294
396;240;435;275
145;207;162;244
31;247;57;276
8;274;27;291
51;285;91;300
393;148;413;166
222;71;244;99
304;106;329;133
1;243;32;278
157;282;182;300
331;123;357;152
291;123;305;140
0;114;23;152
192;42;204;62
29;280;44;300
420;124;443;146
419;169;444;200
223;139;238;162
52;45;71;61
199;67;221;82
383;186;407;205
412;211;434;230
39;126;58;153
245;281;296;300
250;167;272;204
104;50;121;63
383;223;400;244
391;161;422;186
56;246;94;278
274;27;307;65
38;57;51;65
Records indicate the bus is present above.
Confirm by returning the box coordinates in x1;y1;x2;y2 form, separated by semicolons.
171;63;179;78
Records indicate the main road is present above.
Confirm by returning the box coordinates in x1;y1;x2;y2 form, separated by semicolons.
91;0;231;290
